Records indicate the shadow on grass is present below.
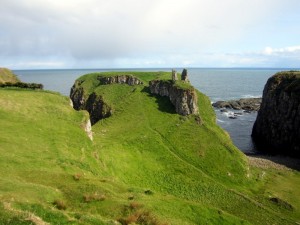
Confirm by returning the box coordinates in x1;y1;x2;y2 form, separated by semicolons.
141;87;176;114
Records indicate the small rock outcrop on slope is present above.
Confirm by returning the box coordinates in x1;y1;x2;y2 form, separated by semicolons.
149;79;199;116
252;71;300;157
70;75;143;125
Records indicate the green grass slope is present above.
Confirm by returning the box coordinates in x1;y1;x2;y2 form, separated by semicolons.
0;72;299;224
0;68;20;83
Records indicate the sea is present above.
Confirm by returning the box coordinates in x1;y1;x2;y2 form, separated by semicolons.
13;68;297;154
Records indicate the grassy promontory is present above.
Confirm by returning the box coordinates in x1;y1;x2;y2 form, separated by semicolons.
0;71;300;224
0;68;20;83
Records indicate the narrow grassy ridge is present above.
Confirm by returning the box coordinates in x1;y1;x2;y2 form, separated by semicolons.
0;71;299;224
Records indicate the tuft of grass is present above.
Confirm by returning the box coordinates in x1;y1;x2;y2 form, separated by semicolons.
118;202;166;225
144;190;154;195
83;193;106;203
73;173;83;181
52;200;67;210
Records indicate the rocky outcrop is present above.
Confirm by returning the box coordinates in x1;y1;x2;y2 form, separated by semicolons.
85;92;112;125
149;80;199;116
70;85;112;125
97;75;143;85
252;71;300;157
81;119;93;141
212;98;262;111
70;75;142;125
70;84;85;110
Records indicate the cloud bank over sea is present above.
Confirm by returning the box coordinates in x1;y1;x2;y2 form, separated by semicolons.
1;0;300;69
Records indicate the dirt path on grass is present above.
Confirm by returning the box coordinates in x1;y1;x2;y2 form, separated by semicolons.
247;154;300;171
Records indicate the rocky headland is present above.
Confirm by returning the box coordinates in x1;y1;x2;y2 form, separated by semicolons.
70;71;199;125
0;67;20;83
0;67;43;90
252;71;300;157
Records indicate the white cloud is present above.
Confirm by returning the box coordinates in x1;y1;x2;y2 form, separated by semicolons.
263;46;300;55
1;0;300;68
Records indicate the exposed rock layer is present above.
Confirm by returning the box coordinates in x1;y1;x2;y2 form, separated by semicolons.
212;98;262;111
98;75;143;85
83;119;93;141
252;71;300;157
149;80;199;116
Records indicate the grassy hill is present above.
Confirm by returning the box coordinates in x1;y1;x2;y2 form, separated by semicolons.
0;71;299;224
0;68;20;83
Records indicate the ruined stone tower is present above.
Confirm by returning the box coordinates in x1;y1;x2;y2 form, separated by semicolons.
172;69;178;81
181;69;188;82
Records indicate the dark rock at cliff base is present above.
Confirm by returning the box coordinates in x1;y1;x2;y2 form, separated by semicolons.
212;98;262;111
252;71;300;157
149;80;199;116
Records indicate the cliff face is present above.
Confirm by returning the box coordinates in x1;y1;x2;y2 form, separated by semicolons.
149;80;199;116
70;75;142;125
252;71;300;157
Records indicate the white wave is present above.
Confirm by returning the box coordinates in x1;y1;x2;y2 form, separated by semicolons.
241;94;262;98
222;111;235;117
217;119;225;123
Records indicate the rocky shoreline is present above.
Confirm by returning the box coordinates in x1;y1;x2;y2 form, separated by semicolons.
247;154;300;171
212;98;261;119
212;98;262;111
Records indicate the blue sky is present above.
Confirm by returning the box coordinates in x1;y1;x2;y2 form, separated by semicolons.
1;0;300;69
